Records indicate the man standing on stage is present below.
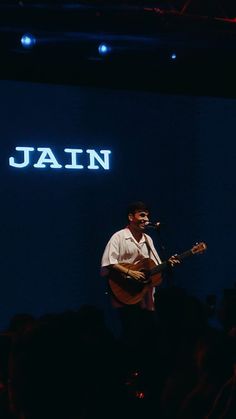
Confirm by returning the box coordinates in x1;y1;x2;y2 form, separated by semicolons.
101;201;178;344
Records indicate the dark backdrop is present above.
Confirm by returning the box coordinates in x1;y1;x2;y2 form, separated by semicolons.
0;79;235;330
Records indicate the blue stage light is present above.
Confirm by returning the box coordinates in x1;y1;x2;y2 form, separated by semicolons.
98;43;110;56
21;33;36;48
171;53;177;60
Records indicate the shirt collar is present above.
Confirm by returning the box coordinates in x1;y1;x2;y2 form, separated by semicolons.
124;227;146;244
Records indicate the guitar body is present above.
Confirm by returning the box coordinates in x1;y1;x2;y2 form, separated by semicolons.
107;242;207;305
108;258;162;305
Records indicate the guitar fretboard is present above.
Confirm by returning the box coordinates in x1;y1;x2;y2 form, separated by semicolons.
150;249;194;276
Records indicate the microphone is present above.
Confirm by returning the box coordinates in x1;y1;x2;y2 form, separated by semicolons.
145;221;161;230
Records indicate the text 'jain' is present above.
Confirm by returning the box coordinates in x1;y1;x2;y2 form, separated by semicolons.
9;147;112;170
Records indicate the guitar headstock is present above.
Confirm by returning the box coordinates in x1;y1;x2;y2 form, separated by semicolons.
191;242;207;255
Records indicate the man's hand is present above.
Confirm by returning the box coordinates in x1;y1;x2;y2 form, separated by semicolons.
112;263;145;281
127;269;145;281
168;255;180;267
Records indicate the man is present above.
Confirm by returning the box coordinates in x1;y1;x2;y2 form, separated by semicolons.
101;201;178;345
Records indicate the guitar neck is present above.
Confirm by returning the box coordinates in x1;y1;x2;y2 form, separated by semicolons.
151;249;194;275
177;249;194;261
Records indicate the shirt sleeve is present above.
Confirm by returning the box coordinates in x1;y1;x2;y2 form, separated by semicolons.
100;233;120;276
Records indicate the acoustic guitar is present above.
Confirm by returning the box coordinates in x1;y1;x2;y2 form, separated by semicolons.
108;242;207;305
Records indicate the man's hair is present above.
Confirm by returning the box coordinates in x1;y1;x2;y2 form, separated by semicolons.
126;201;150;217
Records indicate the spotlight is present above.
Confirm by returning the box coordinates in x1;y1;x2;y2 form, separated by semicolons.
98;43;111;56
21;33;36;48
171;53;177;60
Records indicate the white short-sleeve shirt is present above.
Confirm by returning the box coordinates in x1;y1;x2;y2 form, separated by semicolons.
101;227;161;275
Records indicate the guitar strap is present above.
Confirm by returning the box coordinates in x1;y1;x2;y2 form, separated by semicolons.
144;234;161;265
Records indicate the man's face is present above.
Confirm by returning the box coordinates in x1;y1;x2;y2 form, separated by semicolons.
128;210;149;231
